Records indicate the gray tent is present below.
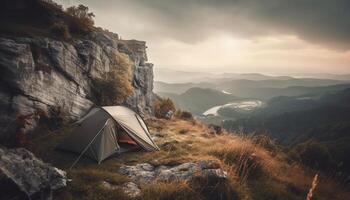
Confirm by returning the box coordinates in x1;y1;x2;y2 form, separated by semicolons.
57;106;159;164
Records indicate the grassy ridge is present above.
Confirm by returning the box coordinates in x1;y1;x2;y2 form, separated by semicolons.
25;118;350;200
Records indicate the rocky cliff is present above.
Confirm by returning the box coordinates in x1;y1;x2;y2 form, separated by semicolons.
0;31;155;143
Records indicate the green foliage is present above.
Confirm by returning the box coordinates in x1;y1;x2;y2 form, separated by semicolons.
65;4;95;33
154;98;176;119
93;52;134;106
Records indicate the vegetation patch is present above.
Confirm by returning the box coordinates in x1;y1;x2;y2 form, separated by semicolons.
175;110;194;121
154;98;176;119
93;51;134;106
139;181;200;200
26;118;350;200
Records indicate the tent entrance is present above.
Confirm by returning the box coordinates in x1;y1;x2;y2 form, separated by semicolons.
116;125;137;145
116;125;140;153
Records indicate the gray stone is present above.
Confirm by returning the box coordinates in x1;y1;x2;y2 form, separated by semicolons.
0;29;155;141
100;181;119;190
0;147;67;199
118;163;156;184
100;181;141;198
118;160;227;184
122;182;141;198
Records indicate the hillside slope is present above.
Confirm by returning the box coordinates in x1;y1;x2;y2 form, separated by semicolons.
159;87;240;114
21;118;350;200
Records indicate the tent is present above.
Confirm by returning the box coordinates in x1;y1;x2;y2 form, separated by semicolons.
57;106;159;165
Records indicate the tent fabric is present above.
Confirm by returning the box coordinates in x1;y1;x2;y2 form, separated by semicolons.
57;106;159;163
102;106;159;151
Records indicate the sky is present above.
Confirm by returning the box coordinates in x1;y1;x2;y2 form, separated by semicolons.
57;0;350;74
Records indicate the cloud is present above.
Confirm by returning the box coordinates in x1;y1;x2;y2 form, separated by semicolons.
74;0;350;50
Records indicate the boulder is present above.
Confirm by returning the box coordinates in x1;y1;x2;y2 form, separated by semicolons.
122;182;142;198
118;160;227;184
100;181;141;198
118;163;156;184
0;147;67;199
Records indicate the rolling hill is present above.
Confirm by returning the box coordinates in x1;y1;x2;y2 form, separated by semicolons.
159;87;240;114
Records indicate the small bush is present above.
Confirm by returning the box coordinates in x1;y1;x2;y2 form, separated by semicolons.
252;134;280;155
209;144;263;181
49;22;71;41
154;98;176;119
208;124;223;135
66;4;95;33
289;140;333;170
175;110;194;121
93;52;134;106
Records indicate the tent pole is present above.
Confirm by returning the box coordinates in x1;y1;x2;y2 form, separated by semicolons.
134;114;160;150
69;119;110;170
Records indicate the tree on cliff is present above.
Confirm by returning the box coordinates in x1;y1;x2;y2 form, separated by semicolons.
66;4;95;33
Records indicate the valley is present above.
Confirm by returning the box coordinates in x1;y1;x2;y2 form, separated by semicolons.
155;70;350;185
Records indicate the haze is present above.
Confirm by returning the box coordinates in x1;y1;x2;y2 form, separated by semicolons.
58;0;350;74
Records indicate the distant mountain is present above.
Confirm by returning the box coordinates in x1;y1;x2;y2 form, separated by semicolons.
296;73;350;81
154;68;350;84
223;88;350;141
154;81;198;94
154;68;212;83
211;73;293;81
154;69;296;83
218;78;346;89
155;78;350;99
223;89;350;174
158;87;240;114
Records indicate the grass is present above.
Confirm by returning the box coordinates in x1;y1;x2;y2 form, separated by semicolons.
23;118;350;200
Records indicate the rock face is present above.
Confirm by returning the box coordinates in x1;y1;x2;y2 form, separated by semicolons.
118;160;227;184
0;147;67;199
0;30;155;143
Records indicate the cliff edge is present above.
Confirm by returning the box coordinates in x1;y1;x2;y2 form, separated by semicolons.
0;0;155;144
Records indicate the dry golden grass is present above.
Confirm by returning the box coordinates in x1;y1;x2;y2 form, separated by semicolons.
139;181;200;200
27;118;350;200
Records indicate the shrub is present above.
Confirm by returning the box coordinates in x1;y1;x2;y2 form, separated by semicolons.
154;98;176;119
289;140;333;170
93;52;134;106
174;110;194;121
209;142;263;181
251;134;280;155
66;4;95;33
207;124;223;135
49;22;71;41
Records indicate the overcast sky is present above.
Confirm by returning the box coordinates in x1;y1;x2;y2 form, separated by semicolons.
58;0;350;74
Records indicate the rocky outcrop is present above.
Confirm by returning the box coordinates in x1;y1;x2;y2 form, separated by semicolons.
101;181;141;198
118;160;227;184
0;147;67;199
0;30;155;143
